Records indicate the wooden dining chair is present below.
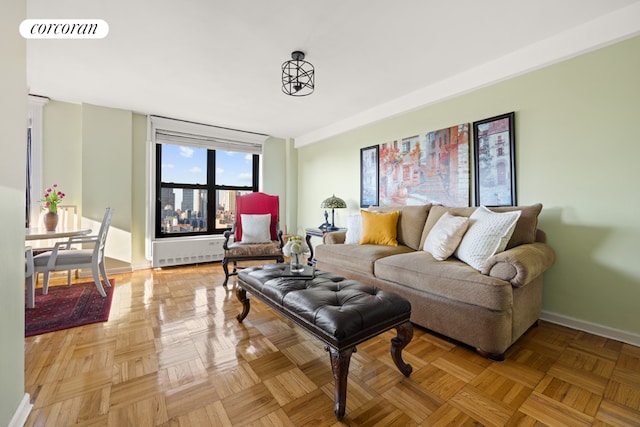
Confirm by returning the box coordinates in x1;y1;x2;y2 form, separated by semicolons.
33;204;81;284
33;207;114;297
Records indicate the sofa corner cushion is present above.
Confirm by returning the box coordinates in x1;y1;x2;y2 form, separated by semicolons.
423;212;470;260
369;204;431;250
359;209;400;246
491;203;542;248
454;206;521;271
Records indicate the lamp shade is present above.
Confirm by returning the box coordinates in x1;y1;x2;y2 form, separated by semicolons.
320;195;346;209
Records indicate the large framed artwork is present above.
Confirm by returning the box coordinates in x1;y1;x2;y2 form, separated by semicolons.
379;123;470;207
473;112;516;206
360;145;379;207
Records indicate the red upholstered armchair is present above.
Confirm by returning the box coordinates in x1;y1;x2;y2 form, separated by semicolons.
222;192;284;286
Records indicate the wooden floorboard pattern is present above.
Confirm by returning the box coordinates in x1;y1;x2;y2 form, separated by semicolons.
24;263;640;426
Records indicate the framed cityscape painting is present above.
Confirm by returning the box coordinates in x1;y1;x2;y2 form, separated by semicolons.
379;123;470;207
360;145;379;207
473;112;516;206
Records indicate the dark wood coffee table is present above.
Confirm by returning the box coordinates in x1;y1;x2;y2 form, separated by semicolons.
236;263;413;420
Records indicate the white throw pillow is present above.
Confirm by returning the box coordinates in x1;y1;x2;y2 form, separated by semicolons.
455;206;521;270
240;214;271;243
423;212;470;261
344;214;362;244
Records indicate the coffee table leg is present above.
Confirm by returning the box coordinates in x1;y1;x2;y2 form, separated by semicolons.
236;287;250;322
326;346;355;421
390;321;413;377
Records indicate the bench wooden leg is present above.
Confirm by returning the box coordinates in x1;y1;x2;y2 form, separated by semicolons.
390;321;413;377
326;346;355;421
236;287;250;322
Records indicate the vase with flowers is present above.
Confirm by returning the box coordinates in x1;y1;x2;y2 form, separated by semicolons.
40;183;66;231
283;235;310;273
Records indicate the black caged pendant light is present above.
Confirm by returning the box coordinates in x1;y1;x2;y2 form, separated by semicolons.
281;51;315;96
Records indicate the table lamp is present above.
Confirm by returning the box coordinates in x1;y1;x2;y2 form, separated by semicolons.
319;194;347;231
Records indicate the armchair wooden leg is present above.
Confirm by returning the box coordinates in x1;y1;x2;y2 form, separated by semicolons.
222;259;230;287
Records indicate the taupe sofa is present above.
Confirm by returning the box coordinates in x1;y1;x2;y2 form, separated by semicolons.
315;204;556;360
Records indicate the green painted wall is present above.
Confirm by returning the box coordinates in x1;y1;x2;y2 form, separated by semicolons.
82;103;133;266
131;113;148;268
81;104;132;232
42;102;136;267
0;1;27;424
298;36;640;335
262;137;297;235
42;102;82;210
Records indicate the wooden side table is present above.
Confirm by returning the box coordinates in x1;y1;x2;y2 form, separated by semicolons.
305;227;347;265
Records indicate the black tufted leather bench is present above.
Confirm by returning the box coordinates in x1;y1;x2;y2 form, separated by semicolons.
236;263;413;420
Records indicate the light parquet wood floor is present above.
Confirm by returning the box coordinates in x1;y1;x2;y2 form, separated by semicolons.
24;263;640;426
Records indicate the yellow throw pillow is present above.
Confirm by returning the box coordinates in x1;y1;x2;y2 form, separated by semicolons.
359;209;400;246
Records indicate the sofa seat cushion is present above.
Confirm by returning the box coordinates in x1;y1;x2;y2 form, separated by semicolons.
315;243;414;276
374;252;513;311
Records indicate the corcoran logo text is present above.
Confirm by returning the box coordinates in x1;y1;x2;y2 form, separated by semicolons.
20;19;109;39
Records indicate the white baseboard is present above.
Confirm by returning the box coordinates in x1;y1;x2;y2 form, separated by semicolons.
9;393;32;427
132;261;152;271
541;310;640;347
77;266;132;279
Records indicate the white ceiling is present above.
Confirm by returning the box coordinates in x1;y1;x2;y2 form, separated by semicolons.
26;1;640;146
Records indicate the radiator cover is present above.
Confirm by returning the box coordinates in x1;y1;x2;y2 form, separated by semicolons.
152;236;225;268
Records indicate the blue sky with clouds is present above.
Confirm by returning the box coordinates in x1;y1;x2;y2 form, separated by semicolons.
161;144;254;186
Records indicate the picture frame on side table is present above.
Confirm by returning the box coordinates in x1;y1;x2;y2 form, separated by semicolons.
360;145;379;207
473;112;516;206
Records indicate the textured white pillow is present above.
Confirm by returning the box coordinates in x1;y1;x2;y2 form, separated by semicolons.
240;214;271;243
455;206;521;270
344;214;362;244
423;212;470;261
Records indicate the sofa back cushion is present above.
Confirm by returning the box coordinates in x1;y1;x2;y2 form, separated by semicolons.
420;203;543;250
454;206;521;270
369;204;431;250
489;204;542;248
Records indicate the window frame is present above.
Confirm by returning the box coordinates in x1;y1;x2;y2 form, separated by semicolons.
155;142;260;238
146;116;267;255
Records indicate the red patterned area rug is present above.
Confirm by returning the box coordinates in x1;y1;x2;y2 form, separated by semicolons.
25;279;115;337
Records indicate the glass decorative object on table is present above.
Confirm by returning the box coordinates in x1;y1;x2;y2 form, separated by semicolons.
283;235;310;273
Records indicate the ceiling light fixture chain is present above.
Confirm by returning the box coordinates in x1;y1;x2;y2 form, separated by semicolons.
282;50;315;96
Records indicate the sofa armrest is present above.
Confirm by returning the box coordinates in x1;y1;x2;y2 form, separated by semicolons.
482;242;556;287
323;231;346;244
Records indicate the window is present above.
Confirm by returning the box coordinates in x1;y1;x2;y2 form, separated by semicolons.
156;144;258;236
149;116;266;239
